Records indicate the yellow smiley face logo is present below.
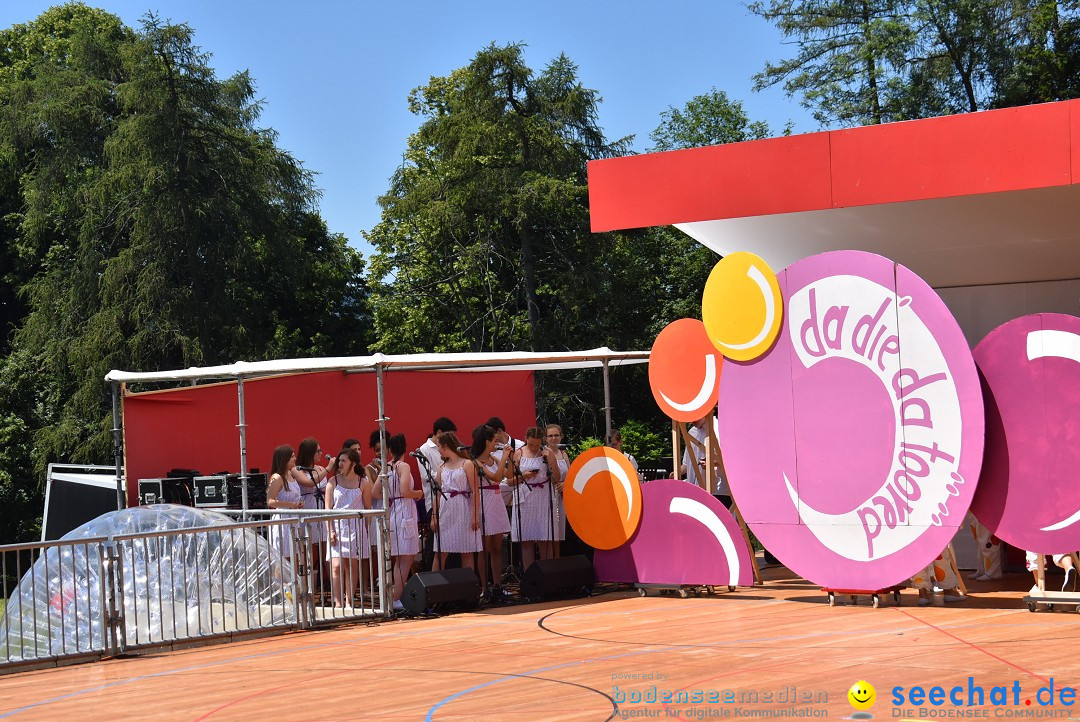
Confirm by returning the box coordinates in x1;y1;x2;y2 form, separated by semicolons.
847;680;876;711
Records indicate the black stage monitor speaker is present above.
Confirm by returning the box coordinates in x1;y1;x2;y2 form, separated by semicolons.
42;465;123;541
402;568;481;614
522;555;595;599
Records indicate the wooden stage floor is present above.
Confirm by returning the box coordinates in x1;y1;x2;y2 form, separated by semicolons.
2;567;1079;721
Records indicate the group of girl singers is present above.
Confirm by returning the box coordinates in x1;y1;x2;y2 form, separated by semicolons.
266;434;422;611
265;422;572;610
428;424;570;600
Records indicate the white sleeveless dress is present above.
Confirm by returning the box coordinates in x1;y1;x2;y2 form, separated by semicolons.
327;483;369;560
271;476;301;558
511;455;557;542
387;464;420;557
434;466;482;553
479;460;511;536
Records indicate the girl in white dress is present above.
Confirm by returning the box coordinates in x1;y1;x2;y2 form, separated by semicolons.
267;445;303;560
544;424;571;551
509;427;560;569
291;437;329;585
471;424;513;596
432;431;481;572
386;433;424;610
324;447;371;608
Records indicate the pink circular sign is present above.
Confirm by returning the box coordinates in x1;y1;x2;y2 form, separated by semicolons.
971;314;1080;554
718;251;984;589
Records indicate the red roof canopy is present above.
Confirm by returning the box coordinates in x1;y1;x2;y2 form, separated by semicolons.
588;99;1080;288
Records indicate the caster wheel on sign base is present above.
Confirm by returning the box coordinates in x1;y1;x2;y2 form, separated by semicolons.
828;592;835;607
1027;601;1037;612
851;595;858;605
678;588;689;599
728;586;735;592
638;588;647;597
872;595;880;608
893;591;901;603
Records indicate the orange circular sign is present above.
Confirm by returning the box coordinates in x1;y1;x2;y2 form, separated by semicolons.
564;447;643;550
649;318;722;422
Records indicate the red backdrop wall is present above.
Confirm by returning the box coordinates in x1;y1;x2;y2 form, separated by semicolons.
122;369;536;506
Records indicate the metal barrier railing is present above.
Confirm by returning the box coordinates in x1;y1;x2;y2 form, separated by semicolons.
220;509;392;628
0;508;390;672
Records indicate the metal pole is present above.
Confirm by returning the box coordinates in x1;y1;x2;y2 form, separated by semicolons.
111;382;125;510
237;376;249;513
602;359;613;444
376;363;392;618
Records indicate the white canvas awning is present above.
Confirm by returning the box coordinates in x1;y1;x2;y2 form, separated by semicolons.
104;348;649;383
105;348;650;516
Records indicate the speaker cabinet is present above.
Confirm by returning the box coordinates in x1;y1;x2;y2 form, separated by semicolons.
522;555;595;599
193;475;228;507
402;568;481;614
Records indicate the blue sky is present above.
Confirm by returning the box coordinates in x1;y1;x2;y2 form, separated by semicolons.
3;1;816;257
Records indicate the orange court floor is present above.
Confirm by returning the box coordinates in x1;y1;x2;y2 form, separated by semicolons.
1;566;1078;722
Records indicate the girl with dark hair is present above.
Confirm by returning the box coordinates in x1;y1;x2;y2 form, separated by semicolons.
433;431;481;572
362;429;386;587
267;445;302;559
386;433;423;611
510;427;560;568
292;437;329;586
471;424;512;597
324;447;370;608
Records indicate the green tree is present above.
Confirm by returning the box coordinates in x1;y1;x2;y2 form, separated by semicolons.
993;0;1080;107
650;88;774;150
0;3;132;355
0;6;370;542
367;43;628;355
751;0;1080;126
749;0;918;126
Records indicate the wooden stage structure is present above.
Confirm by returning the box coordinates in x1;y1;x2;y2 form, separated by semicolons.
2;565;1079;720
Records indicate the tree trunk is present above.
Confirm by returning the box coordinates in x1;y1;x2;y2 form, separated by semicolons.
861;0;884;124
519;224;540;352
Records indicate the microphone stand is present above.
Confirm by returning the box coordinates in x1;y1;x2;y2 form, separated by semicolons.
506;442;525;586
541;450;556;560
415;451;442;571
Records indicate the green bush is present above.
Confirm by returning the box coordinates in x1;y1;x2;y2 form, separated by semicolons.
568;419;668;463
619;419;667;463
570;436;603;457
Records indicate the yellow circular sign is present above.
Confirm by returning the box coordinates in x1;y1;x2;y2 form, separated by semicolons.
564;447;643;550
701;252;783;362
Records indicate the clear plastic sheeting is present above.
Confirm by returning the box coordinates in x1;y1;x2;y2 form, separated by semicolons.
1;505;296;662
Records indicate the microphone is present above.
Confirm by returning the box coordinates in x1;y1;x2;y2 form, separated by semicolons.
557;444;568;450
325;453;333;462
456;445;469;453
409;451;424;460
